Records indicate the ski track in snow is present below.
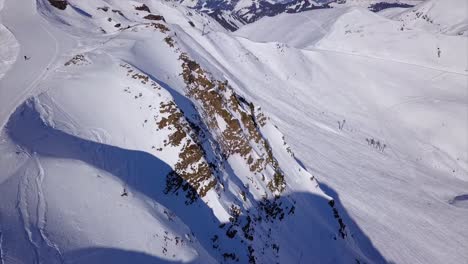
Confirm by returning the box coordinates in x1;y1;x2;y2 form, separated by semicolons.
48;96;77;127
34;156;64;264
312;47;468;76
15;155;63;264
17;165;41;264
0;1;78;258
242;24;467;175
0;229;4;264
234;33;467;75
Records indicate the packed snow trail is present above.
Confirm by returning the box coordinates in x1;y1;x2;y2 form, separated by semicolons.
0;0;74;130
312;47;468;76
0;229;4;264
17;165;41;264
232;35;468;76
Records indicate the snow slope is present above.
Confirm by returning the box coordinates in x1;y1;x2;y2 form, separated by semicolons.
329;0;423;9
0;0;18;79
235;7;348;47
179;0;331;30
237;6;468;74
1;59;217;264
184;4;468;264
396;0;468;35
0;0;375;263
0;24;18;79
1;0;467;263
0;0;76;130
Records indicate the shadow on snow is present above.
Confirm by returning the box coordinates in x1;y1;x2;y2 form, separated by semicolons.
5;99;389;263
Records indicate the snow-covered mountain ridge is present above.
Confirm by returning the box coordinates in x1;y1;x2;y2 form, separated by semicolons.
179;0;424;31
0;0;378;263
0;0;467;263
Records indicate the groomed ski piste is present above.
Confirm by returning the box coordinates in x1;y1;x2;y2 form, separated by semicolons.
0;0;467;263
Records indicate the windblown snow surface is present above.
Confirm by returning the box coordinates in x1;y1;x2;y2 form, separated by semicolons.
0;0;467;263
0;0;18;79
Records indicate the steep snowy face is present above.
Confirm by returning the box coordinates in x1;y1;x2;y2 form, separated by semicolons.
0;0;375;263
235;3;468;172
226;4;468;264
236;7;348;46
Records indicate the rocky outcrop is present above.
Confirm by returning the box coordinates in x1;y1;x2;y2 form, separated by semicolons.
48;0;67;10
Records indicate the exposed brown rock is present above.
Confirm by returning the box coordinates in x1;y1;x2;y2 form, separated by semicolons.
178;53;287;195
97;6;109;12
118;63;217;203
144;14;166;22
135;4;151;13
158;101;217;203
48;0;67;10
146;23;170;33
164;36;175;48
64;54;88;66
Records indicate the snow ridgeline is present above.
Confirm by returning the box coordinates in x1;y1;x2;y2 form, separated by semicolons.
237;4;468;74
395;0;468;36
0;0;377;263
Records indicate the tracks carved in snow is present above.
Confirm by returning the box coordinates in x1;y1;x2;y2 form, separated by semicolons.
16;156;63;264
0;229;4;264
33;156;64;263
17;164;41;264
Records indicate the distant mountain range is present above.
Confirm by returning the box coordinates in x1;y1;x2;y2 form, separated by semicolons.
177;0;418;30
